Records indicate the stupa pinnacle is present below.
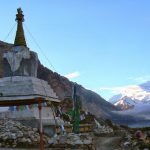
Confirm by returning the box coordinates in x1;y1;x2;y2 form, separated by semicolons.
3;8;38;77
14;8;27;47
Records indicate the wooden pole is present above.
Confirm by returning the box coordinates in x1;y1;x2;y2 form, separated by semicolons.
38;102;44;150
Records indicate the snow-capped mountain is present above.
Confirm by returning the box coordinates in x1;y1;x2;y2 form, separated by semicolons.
110;81;150;110
114;96;138;110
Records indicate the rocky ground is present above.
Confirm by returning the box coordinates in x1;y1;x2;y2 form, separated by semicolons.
119;130;150;150
0;118;120;149
93;121;150;150
0;119;50;148
48;133;95;149
94;136;122;150
0;119;94;149
0;119;150;150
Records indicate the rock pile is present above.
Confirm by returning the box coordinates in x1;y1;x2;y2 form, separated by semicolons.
121;131;150;150
0;119;95;149
94;125;113;136
0;119;50;148
48;133;95;149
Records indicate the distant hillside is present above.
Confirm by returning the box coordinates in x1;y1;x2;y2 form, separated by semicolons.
0;41;117;118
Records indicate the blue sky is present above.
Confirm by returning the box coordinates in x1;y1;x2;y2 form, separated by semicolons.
0;0;150;100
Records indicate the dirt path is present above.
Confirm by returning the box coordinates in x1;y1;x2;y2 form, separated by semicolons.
94;136;122;150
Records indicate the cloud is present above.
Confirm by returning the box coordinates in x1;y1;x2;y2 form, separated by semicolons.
99;86;127;94
100;85;141;94
129;75;150;83
65;71;80;79
100;85;150;100
100;75;150;94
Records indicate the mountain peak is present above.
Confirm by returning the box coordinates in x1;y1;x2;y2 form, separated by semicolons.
110;81;150;110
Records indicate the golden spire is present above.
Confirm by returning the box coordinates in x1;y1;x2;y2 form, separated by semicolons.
14;8;27;46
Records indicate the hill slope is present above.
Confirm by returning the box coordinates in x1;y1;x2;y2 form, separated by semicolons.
0;41;117;118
